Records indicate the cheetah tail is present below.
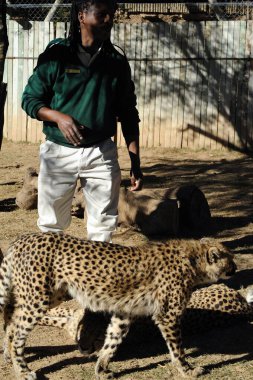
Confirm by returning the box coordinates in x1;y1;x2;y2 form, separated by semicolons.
0;254;12;312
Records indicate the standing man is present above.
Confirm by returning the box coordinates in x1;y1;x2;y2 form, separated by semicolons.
22;0;143;242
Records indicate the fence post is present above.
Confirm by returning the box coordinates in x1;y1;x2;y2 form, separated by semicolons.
0;0;8;149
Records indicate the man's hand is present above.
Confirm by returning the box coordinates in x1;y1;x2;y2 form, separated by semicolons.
130;165;143;191
130;175;143;191
37;107;85;146
56;113;84;146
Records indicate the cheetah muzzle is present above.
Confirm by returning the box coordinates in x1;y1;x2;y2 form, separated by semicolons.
0;233;236;380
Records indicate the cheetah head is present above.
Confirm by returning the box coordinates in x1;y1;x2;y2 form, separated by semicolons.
197;241;237;285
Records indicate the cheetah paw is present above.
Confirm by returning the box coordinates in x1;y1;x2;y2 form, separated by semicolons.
27;372;37;380
96;369;115;380
19;371;37;380
185;366;204;378
175;363;204;379
192;366;204;377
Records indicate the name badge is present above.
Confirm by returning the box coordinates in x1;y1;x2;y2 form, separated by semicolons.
65;68;81;74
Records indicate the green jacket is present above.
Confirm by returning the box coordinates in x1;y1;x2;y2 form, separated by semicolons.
21;38;140;147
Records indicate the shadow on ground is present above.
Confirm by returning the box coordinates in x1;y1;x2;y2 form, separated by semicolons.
0;198;17;212
26;318;253;379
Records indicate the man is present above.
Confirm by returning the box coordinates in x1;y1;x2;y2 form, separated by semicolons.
22;0;142;353
22;0;143;242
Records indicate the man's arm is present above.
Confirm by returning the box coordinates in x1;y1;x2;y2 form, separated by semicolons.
124;134;143;191
116;57;143;190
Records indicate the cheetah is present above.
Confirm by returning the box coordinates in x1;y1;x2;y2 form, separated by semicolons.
0;232;236;380
184;284;253;333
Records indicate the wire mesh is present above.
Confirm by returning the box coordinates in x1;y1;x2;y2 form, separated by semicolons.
6;1;253;22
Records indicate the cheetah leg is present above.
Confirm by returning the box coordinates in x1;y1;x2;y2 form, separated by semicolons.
42;306;76;318
37;286;84;342
3;303;14;363
39;308;84;342
38;306;74;329
10;303;48;380
95;314;131;380
3;322;14;363
153;313;204;378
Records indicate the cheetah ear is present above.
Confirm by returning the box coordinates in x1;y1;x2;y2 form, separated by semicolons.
206;247;220;264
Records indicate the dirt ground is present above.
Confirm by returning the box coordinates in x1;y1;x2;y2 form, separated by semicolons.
0;140;253;380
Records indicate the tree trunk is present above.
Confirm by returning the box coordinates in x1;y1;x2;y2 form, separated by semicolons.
0;0;8;149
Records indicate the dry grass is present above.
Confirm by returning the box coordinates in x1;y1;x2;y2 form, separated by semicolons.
0;140;253;379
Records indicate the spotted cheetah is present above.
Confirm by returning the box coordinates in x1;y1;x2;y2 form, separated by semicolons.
184;283;253;332
0;233;236;380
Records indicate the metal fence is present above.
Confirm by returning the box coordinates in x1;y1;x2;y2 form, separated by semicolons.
6;1;253;22
4;1;253;150
4;20;253;150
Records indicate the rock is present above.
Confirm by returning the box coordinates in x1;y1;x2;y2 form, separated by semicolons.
16;185;38;210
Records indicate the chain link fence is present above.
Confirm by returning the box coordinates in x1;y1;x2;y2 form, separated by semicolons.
6;1;253;22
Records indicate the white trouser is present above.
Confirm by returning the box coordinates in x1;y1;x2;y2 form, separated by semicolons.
37;139;121;242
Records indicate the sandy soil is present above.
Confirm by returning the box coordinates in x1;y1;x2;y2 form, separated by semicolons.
0;140;253;380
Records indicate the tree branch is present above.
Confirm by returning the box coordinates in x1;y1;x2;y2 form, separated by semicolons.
45;0;64;22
